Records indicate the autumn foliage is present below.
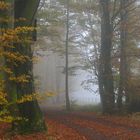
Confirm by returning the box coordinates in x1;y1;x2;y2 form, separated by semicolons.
0;1;37;123
0;112;140;139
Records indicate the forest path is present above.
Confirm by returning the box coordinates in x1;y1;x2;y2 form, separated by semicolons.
45;111;140;140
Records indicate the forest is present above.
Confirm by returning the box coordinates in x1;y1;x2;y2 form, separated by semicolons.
0;0;140;139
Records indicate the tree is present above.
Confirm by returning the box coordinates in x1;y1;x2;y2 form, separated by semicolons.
99;0;115;114
121;0;140;112
117;0;129;110
29;0;140;114
65;0;71;111
113;0;140;112
14;0;46;132
0;0;46;133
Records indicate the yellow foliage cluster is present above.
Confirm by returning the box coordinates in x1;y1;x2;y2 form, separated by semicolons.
0;116;15;123
9;74;30;83
0;91;11;122
15;26;35;33
2;52;30;64
0;17;27;24
0;91;8;105
0;27;35;44
17;92;55;104
0;67;13;75
0;1;10;10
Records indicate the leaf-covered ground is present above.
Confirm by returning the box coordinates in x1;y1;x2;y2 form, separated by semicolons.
1;111;140;140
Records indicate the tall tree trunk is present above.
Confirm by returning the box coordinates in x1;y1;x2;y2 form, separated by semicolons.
14;0;46;132
117;0;128;111
99;0;115;114
65;0;71;111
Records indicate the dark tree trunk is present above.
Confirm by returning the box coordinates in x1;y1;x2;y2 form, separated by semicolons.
99;0;115;114
14;0;46;132
65;0;71;111
117;0;128;111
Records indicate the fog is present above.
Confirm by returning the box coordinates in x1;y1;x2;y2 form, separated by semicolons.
33;0;101;110
33;49;100;109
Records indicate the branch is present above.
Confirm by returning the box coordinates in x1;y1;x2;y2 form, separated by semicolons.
111;0;136;23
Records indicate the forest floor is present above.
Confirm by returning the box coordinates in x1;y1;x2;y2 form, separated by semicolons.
1;111;140;140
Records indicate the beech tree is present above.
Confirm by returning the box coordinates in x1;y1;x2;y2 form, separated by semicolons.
65;0;71;111
0;0;46;133
117;0;129;110
14;0;46;132
99;0;115;114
